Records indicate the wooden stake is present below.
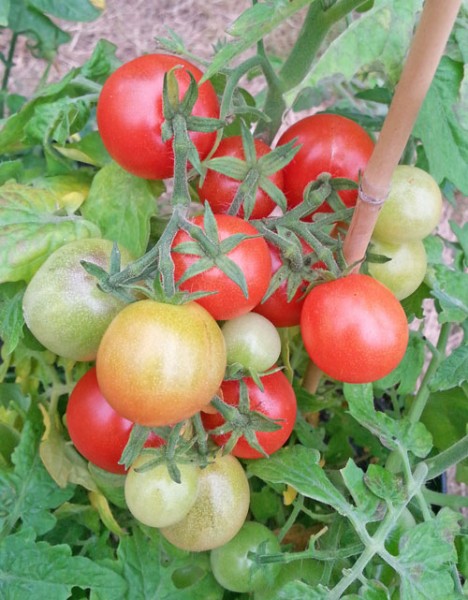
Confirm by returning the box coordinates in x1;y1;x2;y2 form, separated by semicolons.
303;0;462;394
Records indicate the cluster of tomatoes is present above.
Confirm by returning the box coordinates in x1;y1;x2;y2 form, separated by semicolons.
21;52;443;593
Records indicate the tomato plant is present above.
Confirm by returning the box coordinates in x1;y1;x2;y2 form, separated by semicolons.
1;2;467;599
172;213;272;320
124;454;200;527
160;453;250;552
22;238;133;362
277;113;374;212
97;53;220;180
201;371;297;459
66;367;164;474
96;299;226;426
300;274;409;383
210;521;281;593
198;135;283;218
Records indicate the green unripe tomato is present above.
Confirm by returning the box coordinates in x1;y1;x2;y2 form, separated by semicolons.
125;455;200;528
22;238;133;361
372;165;442;244
210;521;281;593
367;238;427;300
221;312;281;372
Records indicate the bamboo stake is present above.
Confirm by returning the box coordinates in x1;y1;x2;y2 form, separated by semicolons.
303;0;462;394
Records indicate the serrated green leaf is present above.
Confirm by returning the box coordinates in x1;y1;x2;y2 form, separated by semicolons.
365;464;406;503
247;446;350;515
0;182;101;283
414;57;468;194
428;264;468;324
400;282;432;321
396;508;460;600
81;162;158;258
116;527;222;600
344;384;432;458
0;404;74;537
301;0;422;91
202;0;311;81
450;221;468;267
340;460;383;521
0;528;127;599
0;282;25;354
429;345;468;391
277;581;331;599
29;0;102;22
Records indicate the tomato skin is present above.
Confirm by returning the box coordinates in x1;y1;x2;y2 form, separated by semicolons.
367;238;427;300
210;521;281;593
198;136;283;219
300;274;409;383
277;113;374;212
66;368;163;474
97;54;219;180
201;371;297;459
221;312;281;372
124;455;200;528
96;300;226;427
253;240;310;328
22;238;133;362
372;165;442;243
172;214;272;320
161;453;250;552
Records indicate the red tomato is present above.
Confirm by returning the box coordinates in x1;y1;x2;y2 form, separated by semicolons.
66;368;164;474
97;54;219;179
198;136;283;219
277;113;374;212
254;239;320;328
201;371;297;459
300;274;409;383
172;214;272;320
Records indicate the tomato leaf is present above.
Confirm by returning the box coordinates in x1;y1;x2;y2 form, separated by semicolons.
364;464;406;504
201;0;311;82
429;345;468;392
0;528;127;599
81;162;159;258
414;57;468;195
427;264;468;324
0;182;101;283
0;282;25;355
115;526;223;599
247;446;351;515
344;384;433;458
395;508;460;599
0;404;74;537
340;460;384;522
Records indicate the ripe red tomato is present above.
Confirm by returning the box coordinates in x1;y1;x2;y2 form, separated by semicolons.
253;239;319;328
300;274;409;383
198;136;283;219
201;371;297;459
96;300;226;426
277;113;374;212
96;54;219;179
172;214;272;320
66;368;164;474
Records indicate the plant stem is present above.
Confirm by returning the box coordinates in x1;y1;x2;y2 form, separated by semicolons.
0;31;19;119
277;494;304;542
408;321;451;423
423;488;468;510
425;435;468;481
255;0;369;142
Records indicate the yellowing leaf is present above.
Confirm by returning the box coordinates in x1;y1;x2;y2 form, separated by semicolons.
89;490;126;536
